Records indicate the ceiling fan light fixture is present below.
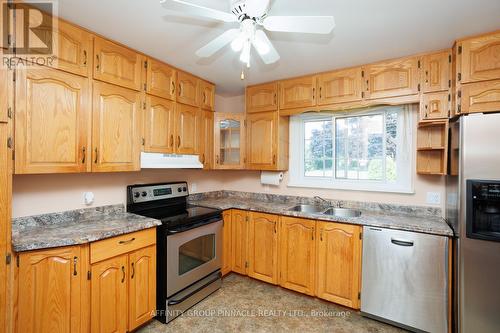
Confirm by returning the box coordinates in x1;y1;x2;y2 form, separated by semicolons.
252;35;270;55
240;40;251;65
231;34;245;51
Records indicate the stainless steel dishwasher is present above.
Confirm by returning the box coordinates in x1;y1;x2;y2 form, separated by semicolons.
361;226;449;333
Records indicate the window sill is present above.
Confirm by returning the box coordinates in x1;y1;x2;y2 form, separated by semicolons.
287;181;415;194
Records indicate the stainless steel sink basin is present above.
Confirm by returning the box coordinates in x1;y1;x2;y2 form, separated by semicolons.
322;208;362;218
288;204;325;214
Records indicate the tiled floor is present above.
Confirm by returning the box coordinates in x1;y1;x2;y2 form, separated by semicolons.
138;274;406;333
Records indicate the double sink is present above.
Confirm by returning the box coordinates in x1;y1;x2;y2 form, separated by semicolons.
288;204;362;218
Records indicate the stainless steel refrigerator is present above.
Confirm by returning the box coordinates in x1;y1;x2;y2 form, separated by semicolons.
446;113;500;333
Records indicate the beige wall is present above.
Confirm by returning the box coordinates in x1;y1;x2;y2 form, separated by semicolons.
12;94;446;218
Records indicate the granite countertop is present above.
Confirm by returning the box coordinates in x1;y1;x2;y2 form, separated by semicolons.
189;194;453;237
12;205;162;252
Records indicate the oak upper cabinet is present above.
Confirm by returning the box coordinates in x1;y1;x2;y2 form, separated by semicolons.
174;103;198;155
177;71;199;107
231;210;248;275
214;113;246;169
93;37;144;91
316;222;362;309
460;79;500;114
460;31;500;83
128;246;156;331
246;83;278;113
279;76;317;110
199;80;215;111
279;217;316;296
420;91;450;120
247;212;279;284
92;81;141;172
317;67;363;105
145;58;177;101
15;68;91;174
18;245;88;333
91;254;128;333
0;49;11;123
31;12;93;77
144;95;175;154
222;210;232;276
422;50;451;93
246;112;289;171
199;110;214;169
364;56;420;100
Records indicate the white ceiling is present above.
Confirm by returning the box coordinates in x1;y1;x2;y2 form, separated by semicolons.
56;0;500;96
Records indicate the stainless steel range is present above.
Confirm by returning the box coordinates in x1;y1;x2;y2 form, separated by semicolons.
127;182;222;323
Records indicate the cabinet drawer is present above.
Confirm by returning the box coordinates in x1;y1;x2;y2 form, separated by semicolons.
90;228;156;263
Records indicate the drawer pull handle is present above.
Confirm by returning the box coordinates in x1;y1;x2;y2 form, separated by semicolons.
121;266;125;283
83;50;87;65
391;238;414;247
73;257;78;276
81;147;86;164
119;237;135;245
131;262;135;279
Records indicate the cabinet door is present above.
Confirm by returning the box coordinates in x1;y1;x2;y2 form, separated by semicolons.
213;113;245;169
92;81;141;172
279;76;317;110
246;111;277;170
199;110;214;169
364;57;420;99
144;95;175;153
246;83;278;113
174;103;198;154
317;67;363;105
231;210;248;275
0;49;12;123
18;246;84;333
177;71;199;107
316;222;362;309
460;32;500;83
91;254;128;333
145;58;176;100
460;79;500;114
199;80;215;111
128;246;156;331
422;51;451;93
15;68;91;174
93;37;143;91
279;217;316;295
221;210;232;276
420;91;450;120
247;212;279;284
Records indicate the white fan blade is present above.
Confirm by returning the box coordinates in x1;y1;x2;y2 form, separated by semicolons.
253;30;280;65
263;16;335;34
160;0;237;23
196;29;241;57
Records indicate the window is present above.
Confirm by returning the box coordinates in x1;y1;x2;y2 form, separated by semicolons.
289;105;414;193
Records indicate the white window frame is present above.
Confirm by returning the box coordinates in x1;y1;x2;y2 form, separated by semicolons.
288;105;415;194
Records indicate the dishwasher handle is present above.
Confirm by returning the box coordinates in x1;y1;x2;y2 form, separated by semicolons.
391;238;414;247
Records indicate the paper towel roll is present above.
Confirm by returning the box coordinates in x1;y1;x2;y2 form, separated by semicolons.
260;171;284;186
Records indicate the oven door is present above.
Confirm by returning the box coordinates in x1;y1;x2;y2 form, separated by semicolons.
166;220;222;296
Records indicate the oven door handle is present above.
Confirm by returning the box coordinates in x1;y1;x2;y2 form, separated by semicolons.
167;271;222;306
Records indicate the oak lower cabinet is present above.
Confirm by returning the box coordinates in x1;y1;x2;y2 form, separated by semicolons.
316;222;362;309
90;229;157;333
17;245;89;333
221;210;232;276
231;210;248;275
247;212;279;285
15;68;91;174
92;81;141;172
246;111;289;171
279;217;316;296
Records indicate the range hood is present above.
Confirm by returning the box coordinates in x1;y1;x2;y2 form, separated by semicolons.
140;152;203;169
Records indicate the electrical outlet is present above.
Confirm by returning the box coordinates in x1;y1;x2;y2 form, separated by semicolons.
191;183;197;193
83;192;94;205
426;192;441;205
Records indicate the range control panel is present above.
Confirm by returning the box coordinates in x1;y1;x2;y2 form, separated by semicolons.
129;182;188;203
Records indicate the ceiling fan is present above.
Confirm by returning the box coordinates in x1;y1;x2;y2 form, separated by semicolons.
160;0;335;68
